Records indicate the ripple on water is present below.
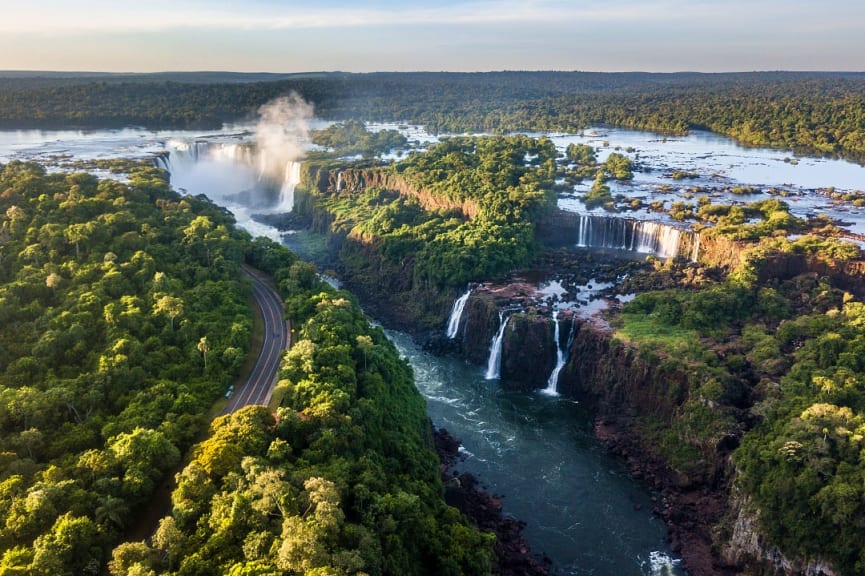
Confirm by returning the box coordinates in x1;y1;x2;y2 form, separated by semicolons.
383;328;687;576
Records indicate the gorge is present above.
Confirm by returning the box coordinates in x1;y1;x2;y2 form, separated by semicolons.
2;120;865;576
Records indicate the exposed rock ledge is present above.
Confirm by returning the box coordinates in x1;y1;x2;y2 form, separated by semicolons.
721;487;837;576
434;427;551;576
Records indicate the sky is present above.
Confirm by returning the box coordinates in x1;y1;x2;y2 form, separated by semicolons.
0;0;862;73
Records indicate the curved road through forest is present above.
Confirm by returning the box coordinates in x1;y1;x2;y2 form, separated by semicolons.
223;266;289;413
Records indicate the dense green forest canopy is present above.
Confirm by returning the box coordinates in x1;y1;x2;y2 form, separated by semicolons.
0;161;254;573
614;223;865;572
0;162;491;575
2;71;865;161
124;239;495;575
301;133;558;291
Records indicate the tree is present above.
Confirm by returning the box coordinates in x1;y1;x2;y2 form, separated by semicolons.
152;516;184;572
30;514;100;576
197;336;210;371
95;495;128;531
45;272;62;295
108;541;155;576
152;294;183;330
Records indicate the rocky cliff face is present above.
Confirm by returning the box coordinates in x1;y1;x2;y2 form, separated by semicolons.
722;486;837;576
501;312;556;390
326;167;481;220
559;322;688;418
452;284;559;390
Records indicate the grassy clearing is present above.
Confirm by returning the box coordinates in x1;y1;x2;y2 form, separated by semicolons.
614;314;700;351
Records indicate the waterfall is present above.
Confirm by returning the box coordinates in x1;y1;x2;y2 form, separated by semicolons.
691;232;701;262
154;141;201;173
446;288;472;339
577;215;590;247
336;171;344;192
213;143;255;165
574;215;698;260
542;310;563;396
154;153;171;172
277;160;301;212
485;312;509;380
543;311;575;395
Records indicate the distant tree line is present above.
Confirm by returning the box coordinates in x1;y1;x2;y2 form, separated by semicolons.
1;71;864;162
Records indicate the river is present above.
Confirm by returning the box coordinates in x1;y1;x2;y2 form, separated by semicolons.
386;329;682;575
2;123;864;575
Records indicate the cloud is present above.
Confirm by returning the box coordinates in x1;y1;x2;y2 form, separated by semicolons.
0;0;778;34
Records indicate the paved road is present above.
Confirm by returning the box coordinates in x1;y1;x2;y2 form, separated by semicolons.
223;266;289;413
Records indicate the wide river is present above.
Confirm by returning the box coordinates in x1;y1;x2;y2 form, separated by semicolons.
3;123;864;575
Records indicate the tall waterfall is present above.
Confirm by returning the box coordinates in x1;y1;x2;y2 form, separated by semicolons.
154;140;212;173
277;160;302;212
485;312;509;380
690;233;701;262
542;310;564;396
574;215;699;260
446;288;472;339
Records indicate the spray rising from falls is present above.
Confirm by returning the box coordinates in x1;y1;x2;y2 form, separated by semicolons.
253;94;314;213
153;94;314;216
485;312;510;380
575;215;700;261
446;288;472;339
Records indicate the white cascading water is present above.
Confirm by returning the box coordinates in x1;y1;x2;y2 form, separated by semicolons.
336;171;344;192
485;312;509;380
575;215;699;260
645;551;682;575
277;160;301;212
691;232;701;262
446;288;472;339
630;221;682;258
542;310;563;396
156;140;210;173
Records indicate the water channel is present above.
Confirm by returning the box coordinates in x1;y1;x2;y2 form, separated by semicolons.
2;122;864;575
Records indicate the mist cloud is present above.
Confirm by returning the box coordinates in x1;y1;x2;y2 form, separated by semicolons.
255;93;315;179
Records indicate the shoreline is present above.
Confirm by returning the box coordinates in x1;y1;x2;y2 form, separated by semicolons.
433;427;552;576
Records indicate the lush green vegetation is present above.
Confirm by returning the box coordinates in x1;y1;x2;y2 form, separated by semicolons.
122;240;492;575
0;161;254;573
109;237;494;575
614;223;865;571
0;163;492;575
303;135;558;292
2;71;865;162
311;120;408;159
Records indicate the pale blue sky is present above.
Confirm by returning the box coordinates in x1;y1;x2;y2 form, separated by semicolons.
0;0;862;72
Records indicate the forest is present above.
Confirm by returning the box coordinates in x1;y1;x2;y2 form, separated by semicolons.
609;208;865;573
1;71;865;162
0;162;492;574
295;123;865;573
2;70;865;574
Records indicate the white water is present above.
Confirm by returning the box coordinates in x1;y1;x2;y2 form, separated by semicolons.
575;215;697;260
542;310;563;396
277;160;302;212
644;551;682;576
485;312;509;380
690;233;701;262
446;288;472;339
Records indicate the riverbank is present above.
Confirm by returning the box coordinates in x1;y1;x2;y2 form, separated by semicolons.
434;427;552;576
